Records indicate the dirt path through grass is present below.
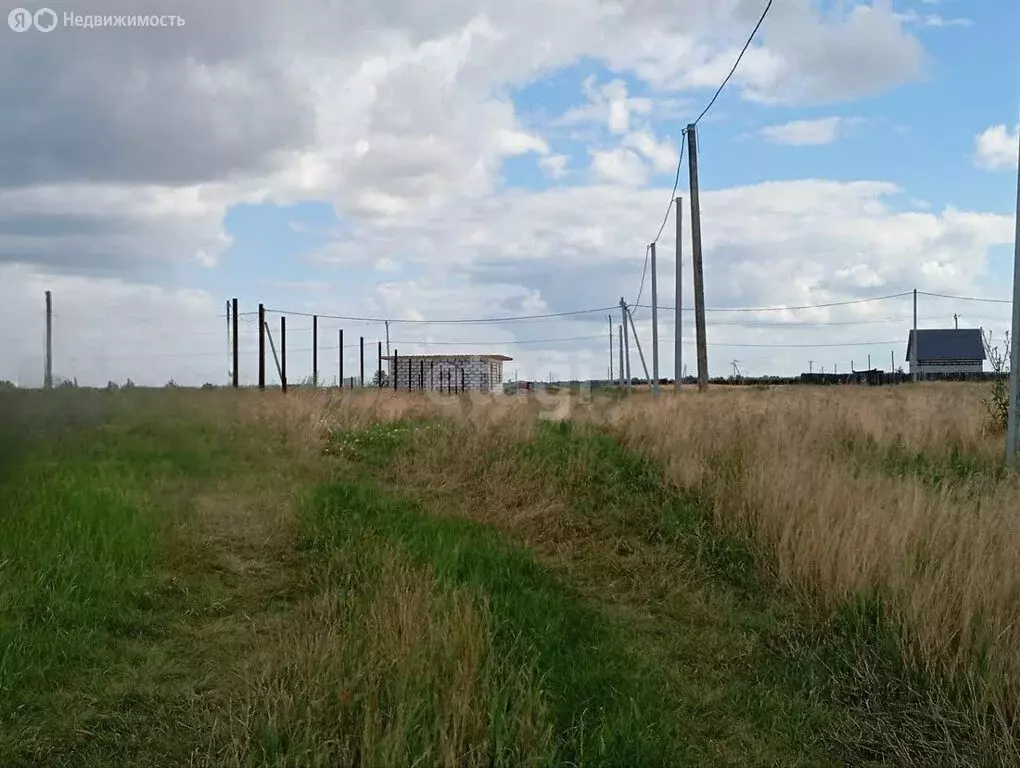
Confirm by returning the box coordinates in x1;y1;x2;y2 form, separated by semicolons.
4;390;1002;766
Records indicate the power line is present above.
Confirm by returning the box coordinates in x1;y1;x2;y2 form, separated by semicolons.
389;334;603;347
633;0;772;323
634;291;911;313
262;306;619;324
693;0;774;126
665;338;900;349
916;291;1012;305
648;130;688;249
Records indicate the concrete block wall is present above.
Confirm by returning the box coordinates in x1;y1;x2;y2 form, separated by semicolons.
388;358;504;393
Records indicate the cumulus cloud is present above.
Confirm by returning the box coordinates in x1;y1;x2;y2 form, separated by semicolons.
589;149;649;186
760;117;855;146
539;154;569;179
975;124;1019;171
621;131;680;173
0;0;986;384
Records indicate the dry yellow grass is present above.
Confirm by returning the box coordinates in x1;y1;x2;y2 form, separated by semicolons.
594;384;1020;753
259;382;1020;757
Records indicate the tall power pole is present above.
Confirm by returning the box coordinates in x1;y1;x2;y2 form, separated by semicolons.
258;303;266;391
618;325;625;388
312;315;319;387
687;124;709;391
608;314;614;383
231;298;239;388
912;289;919;383
385;320;391;358
620;297;632;391
675;196;683;393
650;242;660;398
1006;125;1020;463
44;290;53;389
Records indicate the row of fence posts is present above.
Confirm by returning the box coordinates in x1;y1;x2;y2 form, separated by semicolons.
230;301;469;394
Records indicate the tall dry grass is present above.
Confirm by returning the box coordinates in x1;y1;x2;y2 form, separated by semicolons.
595;384;1020;757
238;383;1020;756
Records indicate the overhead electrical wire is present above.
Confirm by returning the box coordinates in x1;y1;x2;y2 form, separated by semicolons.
633;292;912;313
916;291;1013;305
693;0;774;127
633;0;772;312
262;306;620;325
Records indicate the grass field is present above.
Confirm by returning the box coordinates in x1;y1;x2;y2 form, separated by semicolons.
1;383;1018;766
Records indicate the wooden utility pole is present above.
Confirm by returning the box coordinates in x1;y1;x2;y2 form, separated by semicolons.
378;341;383;387
687;124;709;391
675;196;683;393
339;329;344;387
1006;126;1020;463
359;336;365;387
650;242;660;398
44;290;53;389
231;298;239;388
258;303;265;391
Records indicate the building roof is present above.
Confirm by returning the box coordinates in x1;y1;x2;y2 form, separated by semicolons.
381;354;512;362
905;328;986;363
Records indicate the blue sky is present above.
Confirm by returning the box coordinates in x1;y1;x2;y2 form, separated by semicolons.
2;0;1018;385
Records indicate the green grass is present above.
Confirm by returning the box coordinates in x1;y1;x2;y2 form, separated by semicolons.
301;480;679;766
1;389;1006;766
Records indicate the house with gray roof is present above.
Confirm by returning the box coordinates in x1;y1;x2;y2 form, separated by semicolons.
905;328;986;377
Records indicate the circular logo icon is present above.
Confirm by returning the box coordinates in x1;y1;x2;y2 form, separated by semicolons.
33;7;57;32
8;7;33;31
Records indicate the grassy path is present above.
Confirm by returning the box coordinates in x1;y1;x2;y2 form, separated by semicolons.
3;390;980;765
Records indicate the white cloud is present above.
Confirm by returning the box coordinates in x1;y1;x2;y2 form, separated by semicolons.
621;131;680;173
974;124;1019;171
0;0;968;383
896;9;973;27
4;179;1012;385
760;117;852;146
539;154;569;179
589;148;649;186
496;129;550;156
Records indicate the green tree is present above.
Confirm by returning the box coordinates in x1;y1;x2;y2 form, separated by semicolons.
372;369;389;387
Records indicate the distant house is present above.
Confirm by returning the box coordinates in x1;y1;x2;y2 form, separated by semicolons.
905;329;986;377
384;354;511;394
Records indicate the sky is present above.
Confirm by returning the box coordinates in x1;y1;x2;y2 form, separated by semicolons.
1;0;1018;386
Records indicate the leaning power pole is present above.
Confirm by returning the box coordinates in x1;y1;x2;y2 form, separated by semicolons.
44;290;53;389
675;196;683;393
626;305;653;387
687;124;709;391
1006;125;1020;463
650;242;660;398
